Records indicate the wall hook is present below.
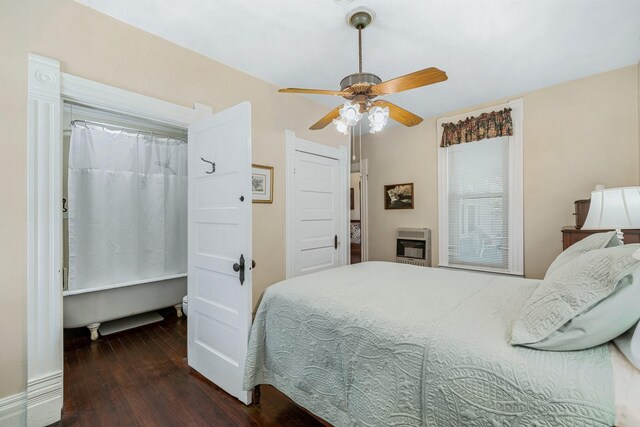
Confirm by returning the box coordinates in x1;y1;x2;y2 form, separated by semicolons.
201;157;215;174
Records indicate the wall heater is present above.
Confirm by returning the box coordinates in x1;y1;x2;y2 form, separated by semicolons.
396;228;431;267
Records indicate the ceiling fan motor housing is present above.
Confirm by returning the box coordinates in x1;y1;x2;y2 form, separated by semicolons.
340;72;382;91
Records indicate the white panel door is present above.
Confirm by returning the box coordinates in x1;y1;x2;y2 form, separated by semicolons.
187;102;252;404
293;151;341;276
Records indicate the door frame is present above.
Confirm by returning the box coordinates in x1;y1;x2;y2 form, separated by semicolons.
285;129;349;279
359;158;369;262
26;54;211;426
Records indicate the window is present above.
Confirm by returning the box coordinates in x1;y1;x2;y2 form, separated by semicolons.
437;100;523;275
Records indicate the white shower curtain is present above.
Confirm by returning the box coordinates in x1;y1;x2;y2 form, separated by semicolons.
68;124;187;291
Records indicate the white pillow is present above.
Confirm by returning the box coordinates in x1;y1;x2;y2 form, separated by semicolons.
510;244;640;347
546;231;620;277
615;322;640;370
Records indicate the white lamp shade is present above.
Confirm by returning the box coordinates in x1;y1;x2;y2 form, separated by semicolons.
582;187;640;230
368;106;389;134
339;101;362;126
332;118;349;135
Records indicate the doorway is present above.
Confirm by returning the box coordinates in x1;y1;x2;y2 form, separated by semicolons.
349;159;368;264
350;171;362;263
61;102;189;340
27;54;254;425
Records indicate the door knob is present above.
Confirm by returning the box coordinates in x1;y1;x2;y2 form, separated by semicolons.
233;254;245;285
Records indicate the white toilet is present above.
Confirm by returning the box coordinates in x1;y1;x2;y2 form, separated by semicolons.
182;295;188;317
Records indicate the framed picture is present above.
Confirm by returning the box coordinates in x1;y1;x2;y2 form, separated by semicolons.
350;188;355;210
251;164;274;203
384;183;414;209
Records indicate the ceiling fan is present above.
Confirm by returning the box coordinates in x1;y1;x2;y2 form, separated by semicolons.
278;9;448;134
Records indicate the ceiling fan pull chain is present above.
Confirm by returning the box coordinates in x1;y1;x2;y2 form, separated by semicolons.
351;131;356;161
359;121;362;162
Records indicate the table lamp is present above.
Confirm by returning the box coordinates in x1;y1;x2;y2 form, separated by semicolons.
582;186;640;243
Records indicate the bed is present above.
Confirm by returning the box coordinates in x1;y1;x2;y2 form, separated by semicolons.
243;262;638;426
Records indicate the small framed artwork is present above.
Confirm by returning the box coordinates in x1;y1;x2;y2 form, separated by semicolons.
251;164;274;203
384;183;414;209
350;188;355;210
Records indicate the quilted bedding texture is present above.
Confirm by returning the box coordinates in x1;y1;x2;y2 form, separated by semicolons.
243;262;614;426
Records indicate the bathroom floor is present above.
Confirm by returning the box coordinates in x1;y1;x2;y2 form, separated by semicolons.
59;309;323;426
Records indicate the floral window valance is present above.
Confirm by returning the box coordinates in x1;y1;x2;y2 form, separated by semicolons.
440;108;513;147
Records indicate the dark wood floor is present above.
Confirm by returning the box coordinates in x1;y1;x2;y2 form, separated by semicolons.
351;243;361;264
60;309;324;427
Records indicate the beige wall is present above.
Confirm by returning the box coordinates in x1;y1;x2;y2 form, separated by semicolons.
363;119;441;265
0;0;343;398
363;65;639;277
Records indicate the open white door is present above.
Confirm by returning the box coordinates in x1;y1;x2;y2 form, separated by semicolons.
187;102;252;404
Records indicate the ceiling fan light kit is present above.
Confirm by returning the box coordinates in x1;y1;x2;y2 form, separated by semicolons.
332;118;349;135
340;100;363;126
368;105;389;134
278;8;448;134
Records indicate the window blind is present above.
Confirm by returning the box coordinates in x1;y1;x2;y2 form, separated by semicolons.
447;136;509;270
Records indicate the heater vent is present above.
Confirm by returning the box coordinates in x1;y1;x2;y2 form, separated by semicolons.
396;228;431;267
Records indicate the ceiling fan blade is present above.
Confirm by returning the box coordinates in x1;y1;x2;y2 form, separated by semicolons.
279;88;347;96
371;67;447;95
373;100;423;127
310;106;342;130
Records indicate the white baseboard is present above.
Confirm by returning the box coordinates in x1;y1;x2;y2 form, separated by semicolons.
0;392;27;427
27;371;62;427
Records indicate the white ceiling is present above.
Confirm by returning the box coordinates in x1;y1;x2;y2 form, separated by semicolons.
77;0;640;125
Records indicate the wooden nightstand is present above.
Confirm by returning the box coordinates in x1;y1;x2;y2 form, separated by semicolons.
561;227;640;250
562;197;640;249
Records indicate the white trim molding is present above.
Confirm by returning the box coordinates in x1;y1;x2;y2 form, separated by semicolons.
27;53;212;426
61;72;212;126
27;373;63;427
359;158;369;262
285;130;296;279
27;54;63;427
285;129;349;278
0;392;27;427
437;98;524;276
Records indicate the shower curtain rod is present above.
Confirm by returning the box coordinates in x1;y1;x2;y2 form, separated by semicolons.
70;119;187;142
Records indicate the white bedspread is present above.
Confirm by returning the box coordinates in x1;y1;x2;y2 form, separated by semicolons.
244;262;622;426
